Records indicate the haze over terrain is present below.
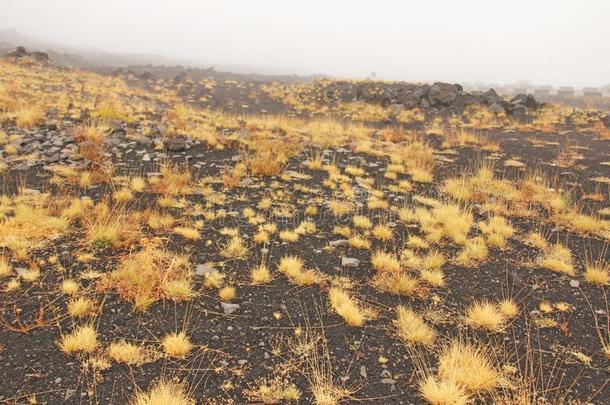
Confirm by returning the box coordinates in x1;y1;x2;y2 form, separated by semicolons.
1;0;609;87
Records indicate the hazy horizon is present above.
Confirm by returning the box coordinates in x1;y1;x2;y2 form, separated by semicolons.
1;0;609;87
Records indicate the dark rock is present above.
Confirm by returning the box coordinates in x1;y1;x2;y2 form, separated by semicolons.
511;93;538;110
401;93;420;110
489;103;506;114
163;136;187;152
427;82;459;106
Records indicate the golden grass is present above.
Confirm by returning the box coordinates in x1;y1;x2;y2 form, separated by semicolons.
173;226;201;240
67;296;96;318
108;340;142;364
371;251;401;275
328;287;366;326
162;331;193;358
537;243;575;276
100;245;193;310
584;261;609;286
437;341;500;393
219;285;236;301
251;264;271;284
59;325;98;354
60;279;80;294
221;235;248;258
278;255;319;286
395;306;435;347
131;379;195;405
419;376;470;405
465;300;506;332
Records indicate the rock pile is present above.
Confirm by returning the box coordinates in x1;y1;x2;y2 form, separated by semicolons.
6;46;49;63
318;80;541;119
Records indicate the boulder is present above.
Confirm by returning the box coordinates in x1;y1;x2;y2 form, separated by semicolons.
427;82;459;106
511;93;538;110
488;103;506;114
31;51;49;63
163;136;186;152
401;93;420;110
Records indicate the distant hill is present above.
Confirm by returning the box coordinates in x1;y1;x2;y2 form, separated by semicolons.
0;28;328;83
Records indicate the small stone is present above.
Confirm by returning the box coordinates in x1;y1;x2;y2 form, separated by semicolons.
381;378;396;385
330;239;348;248
221;302;240;315
360;366;367;378
569;280;580;288
195;263;214;276
341;257;360;268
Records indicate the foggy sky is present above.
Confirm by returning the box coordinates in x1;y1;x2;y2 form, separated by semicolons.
1;0;609;87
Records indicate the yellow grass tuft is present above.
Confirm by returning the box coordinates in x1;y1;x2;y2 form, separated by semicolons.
465;300;505;332
498;298;519;319
328;287;366;326
60;279;80;295
395;306;435;347
278;255;319;286
108;340;142;364
219;285;236;301
437;341;500;393
221;235;248;259
59;325;98;354
67;296;96;318
162;331;193;358
372;224;393;241
538;243;574;276
419;376;470;405
584;261;609;286
371;251;401;275
251;265;271;284
131;379;195;405
173;227;201;240
0;257;12;278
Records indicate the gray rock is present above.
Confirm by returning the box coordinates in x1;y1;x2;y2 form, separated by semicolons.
163;136;186;152
488;103;505;114
569;279;580;288
221;302;240;315
330;239;349;248
341;257;360;268
427;82;459;106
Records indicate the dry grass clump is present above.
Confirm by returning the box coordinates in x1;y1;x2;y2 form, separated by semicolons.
61;279;80;294
328;287;369;326
162;331;193;358
454;237;488;267
59;325;98;354
99;244;193;310
246;138;289;177
131;379;195;405
221;235;248;259
278;255;319;286
479;216;514;248
173;226;201;240
437;341;500;393
83;201;141;249
416;204;473;245
347;235;371;249
372;224;393;241
0;257;13;278
465;300;506;332
584;259;609;286
108;340;142;364
0;194;69;258
395;306;436;347
498;298;519;319
328;199;351;217
67;296;96;318
352;215;372;229
419;376;470;405
219;285;236;301
537;243;575;276
251;264;272;284
371;251;401;275
245;378;302;403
